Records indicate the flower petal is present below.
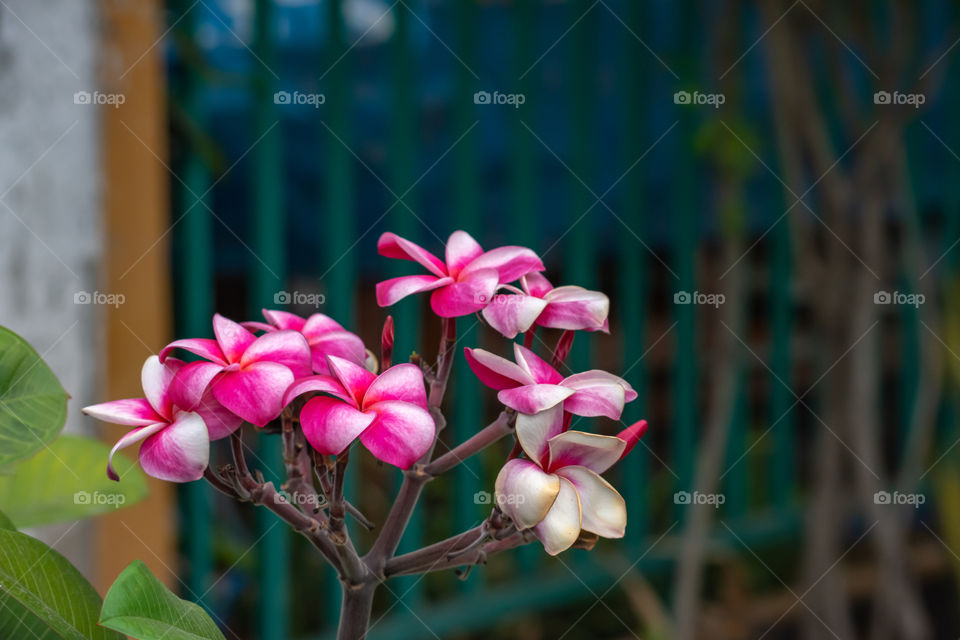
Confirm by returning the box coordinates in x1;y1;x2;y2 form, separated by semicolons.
106;422;167;480
377;232;448;278
211;361;294;427
300;396;375;456
546;430;626;474
141;356;180;419
376;275;453;307
190;387;243;440
515;404;565;466
327;355;377;405
533;477;582;555
213;314;257;363
301;313;347;336
494;459;560;529
481;294;547;339
555;466;626;539
497;384;573;415
241;330;312;377
521;272;553;298
513;344;563;385
158;338;226;366
359;400;435;468
429;268;499;317
464;347;534;390
83;399;164;427
537;286;610;331
445;230;484;278
241;321;275;333
169;361;225;412
139;412;210;483
309;331;368;374
283;374;353;405
463;246;545;283
363;364;428;410
616;420;648;459
561;371;634;419
261;309;307;331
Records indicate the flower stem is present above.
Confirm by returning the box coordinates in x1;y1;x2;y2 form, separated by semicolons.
336;580;377;640
424;410;515;476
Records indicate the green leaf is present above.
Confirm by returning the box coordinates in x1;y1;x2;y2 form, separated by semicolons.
0;435;148;528
0;508;13;530
0;327;69;469
100;561;226;640
0;528;122;639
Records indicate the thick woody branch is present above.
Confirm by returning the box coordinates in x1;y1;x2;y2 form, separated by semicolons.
424;410;515;476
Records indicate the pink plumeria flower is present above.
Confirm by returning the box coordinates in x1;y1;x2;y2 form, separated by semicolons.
158;314;312;427
482;272;610;339
242;309;372;374
284;356;435;469
495;416;647;555
375;230;545;317
83;356;242;482
465;343;637;464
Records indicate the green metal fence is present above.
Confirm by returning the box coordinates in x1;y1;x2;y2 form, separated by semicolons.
167;1;959;638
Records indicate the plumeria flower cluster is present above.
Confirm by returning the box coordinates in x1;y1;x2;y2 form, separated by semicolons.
83;229;648;637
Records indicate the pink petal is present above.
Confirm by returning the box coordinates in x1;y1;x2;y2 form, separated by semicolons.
546;430;626;474
158;338;226;366
616;420;648;459
515;404;565;467
241;321;276;333
169;361;225;412
494;459;560;529
213;314;257;363
429;268;499;317
309;331;368;374
211;361;294;427
362;364;428;410
497;384;573;415
359;400;435;468
521;272;553;298
464;348;534;390
377;232;448;278
561;371;634;419
106;422;167;480
301;313;347;336
283;374;353;405
140;356;180;419
191;387;243;440
83;399;164;427
533;477;582;555
327;355;378;405
262;309;307;331
513;344;563;385
444;230;484;278
241;330;312;378
376;275;453;307
463;246;544;283
139;412;210;483
300;396;375;456
537;286;610;331
555;466;626;539
481;294;548;339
